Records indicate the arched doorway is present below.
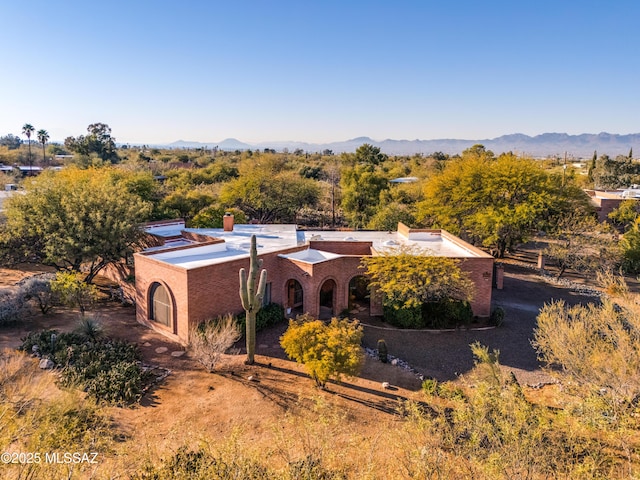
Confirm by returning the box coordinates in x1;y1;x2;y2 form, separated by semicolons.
319;279;336;319
286;279;304;316
348;275;370;313
149;282;172;328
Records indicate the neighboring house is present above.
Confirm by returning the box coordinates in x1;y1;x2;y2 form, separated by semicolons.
133;217;494;345
585;188;640;222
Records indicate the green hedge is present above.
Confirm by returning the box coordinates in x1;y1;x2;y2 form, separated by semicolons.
383;299;473;329
236;303;285;333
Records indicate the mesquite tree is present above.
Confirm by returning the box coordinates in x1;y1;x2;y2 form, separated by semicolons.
239;235;267;364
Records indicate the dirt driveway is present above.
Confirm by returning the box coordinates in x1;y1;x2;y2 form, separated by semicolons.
360;263;602;386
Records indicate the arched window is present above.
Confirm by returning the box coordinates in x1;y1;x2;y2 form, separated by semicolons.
149;282;171;327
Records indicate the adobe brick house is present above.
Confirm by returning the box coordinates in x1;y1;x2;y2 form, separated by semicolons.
134;217;494;344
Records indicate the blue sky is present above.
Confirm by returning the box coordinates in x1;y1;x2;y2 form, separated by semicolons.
1;0;638;145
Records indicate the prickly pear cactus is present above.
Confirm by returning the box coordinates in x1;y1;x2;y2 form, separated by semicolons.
239;235;267;364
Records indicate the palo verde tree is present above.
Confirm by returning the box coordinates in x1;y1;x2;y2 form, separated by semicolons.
220;157;320;223
361;245;474;309
239;234;267;365
1;167;151;283
280;315;364;388
361;245;475;328
419;148;585;257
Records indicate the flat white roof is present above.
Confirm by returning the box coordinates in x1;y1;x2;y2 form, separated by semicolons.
140;224;487;270
302;230;477;258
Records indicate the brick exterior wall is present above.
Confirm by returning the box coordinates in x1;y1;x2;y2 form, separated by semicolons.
135;230;494;344
592;197;623;222
308;240;373;255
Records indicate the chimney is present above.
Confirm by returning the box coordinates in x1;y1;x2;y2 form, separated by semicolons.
223;212;234;232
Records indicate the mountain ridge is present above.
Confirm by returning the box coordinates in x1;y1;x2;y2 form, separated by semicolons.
161;132;640;158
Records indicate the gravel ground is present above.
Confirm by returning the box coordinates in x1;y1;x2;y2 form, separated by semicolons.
360;263;602;386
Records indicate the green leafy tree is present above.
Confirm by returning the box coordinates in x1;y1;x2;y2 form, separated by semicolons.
220;168;320;223
22;123;35;170
280;315;364;388
1;167;151;283
191;206;247;228
620;217;640;273
37;129;49;166
361;246;474;309
419;150;584;257
608;199;640;230
0;133;22;149
354;143;388;165
591;153;640;188
64;123;119;163
340;164;389;228
159;189;215;224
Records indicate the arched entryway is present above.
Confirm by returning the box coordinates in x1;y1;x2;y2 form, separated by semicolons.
285;279;304;316
149;282;172;329
319;279;336;319
348;275;370;314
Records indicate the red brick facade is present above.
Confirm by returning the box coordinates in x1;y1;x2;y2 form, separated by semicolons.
134;228;494;345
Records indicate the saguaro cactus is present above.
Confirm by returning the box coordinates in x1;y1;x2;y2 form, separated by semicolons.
239;235;267;365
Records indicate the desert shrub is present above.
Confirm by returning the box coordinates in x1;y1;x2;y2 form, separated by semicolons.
50;271;98;314
74;315;105;342
19;329;86;361
20;329;145;406
59;340;144;406
533;291;640;410
131;445;271;479
190;314;241;372
384;299;473;329
423;298;473;328
257;302;285;329
0;290;25;326
280;315;364;388
421;378;438;396
383;303;422;328
436;381;466;401
287;455;347;480
18;273;58;314
236;302;284;333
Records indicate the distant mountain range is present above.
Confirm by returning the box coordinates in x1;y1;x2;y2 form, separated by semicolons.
166;132;640;158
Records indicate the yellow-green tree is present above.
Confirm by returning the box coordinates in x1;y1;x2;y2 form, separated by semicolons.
361;246;474;309
418;147;591;257
220;162;320;223
280;315;364;388
1;167;151;282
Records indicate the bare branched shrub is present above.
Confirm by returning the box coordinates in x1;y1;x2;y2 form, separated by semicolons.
189;314;241;372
